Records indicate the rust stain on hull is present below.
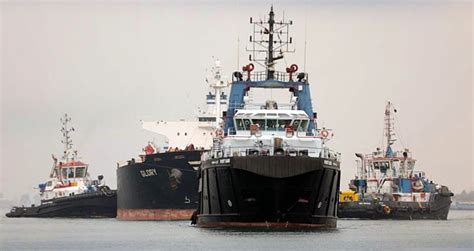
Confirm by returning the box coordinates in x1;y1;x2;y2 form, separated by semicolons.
117;209;194;221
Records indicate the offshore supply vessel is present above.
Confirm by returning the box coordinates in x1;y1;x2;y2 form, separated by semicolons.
338;102;453;220
6;114;116;218
116;61;228;220
194;7;341;229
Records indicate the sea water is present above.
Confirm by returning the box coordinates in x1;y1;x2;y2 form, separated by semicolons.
1;208;472;250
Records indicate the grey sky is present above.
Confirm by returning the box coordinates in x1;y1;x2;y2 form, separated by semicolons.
1;0;472;200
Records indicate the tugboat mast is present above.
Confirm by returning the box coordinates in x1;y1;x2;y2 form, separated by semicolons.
248;6;294;80
267;7;275;79
384;102;397;157
60;114;76;162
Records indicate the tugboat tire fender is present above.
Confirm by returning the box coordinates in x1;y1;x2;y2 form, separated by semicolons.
383;205;391;215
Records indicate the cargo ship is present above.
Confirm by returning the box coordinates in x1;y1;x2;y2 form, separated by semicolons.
338;102;453;220
116;60;228;220
194;7;341;229
6;114;116;218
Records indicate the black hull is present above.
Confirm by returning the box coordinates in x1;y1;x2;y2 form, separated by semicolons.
5;189;117;218
195;156;340;229
338;193;452;220
116;150;202;220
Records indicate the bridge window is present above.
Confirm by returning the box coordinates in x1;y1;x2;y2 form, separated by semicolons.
67;168;74;178
293;120;301;130
278;119;292;131
243;119;251;128
373;162;390;173
291;119;309;131
236;119;245;130
75;167;86;178
267;119;277;131
252;119;265;129
299;120;309;131
198;117;216;122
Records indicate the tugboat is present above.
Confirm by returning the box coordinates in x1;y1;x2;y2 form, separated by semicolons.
338;102;453;220
194;7;341;229
6;114;117;218
116;60;228;220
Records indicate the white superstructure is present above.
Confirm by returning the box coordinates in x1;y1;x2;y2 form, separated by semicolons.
142;60;229;151
212;97;339;160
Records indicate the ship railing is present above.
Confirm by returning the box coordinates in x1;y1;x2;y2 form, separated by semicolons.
225;128;319;137
239;103;297;110
209;145;340;161
364;150;414;160
116;157;144;168
225;102;297;113
232;71;309;82
227;103;245;111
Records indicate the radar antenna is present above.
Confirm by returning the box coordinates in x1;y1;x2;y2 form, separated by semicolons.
247;6;295;80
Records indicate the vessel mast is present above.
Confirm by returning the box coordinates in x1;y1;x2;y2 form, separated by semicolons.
209;60;227;129
60;113;76;162
248;6;294;80
384;101;397;157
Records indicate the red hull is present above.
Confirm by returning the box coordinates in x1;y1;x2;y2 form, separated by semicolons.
117;208;194;221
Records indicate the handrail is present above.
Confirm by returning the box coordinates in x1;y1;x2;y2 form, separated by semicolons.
232;70;309;82
208;144;340;161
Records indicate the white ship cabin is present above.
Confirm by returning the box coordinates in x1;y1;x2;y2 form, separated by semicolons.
140;89;228;152
41;161;99;201
363;150;417;180
361;150;430;199
219;105;338;160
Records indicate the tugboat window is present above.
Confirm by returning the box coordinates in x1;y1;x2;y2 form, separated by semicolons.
299;120;309;131
67;168;74;178
293;120;301;130
252;119;265;130
75;167;86;178
267;119;277;131
236;119;245;130
278;119;292;131
243;119;251;128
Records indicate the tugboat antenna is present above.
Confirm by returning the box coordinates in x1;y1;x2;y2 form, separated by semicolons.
247;6;295;80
